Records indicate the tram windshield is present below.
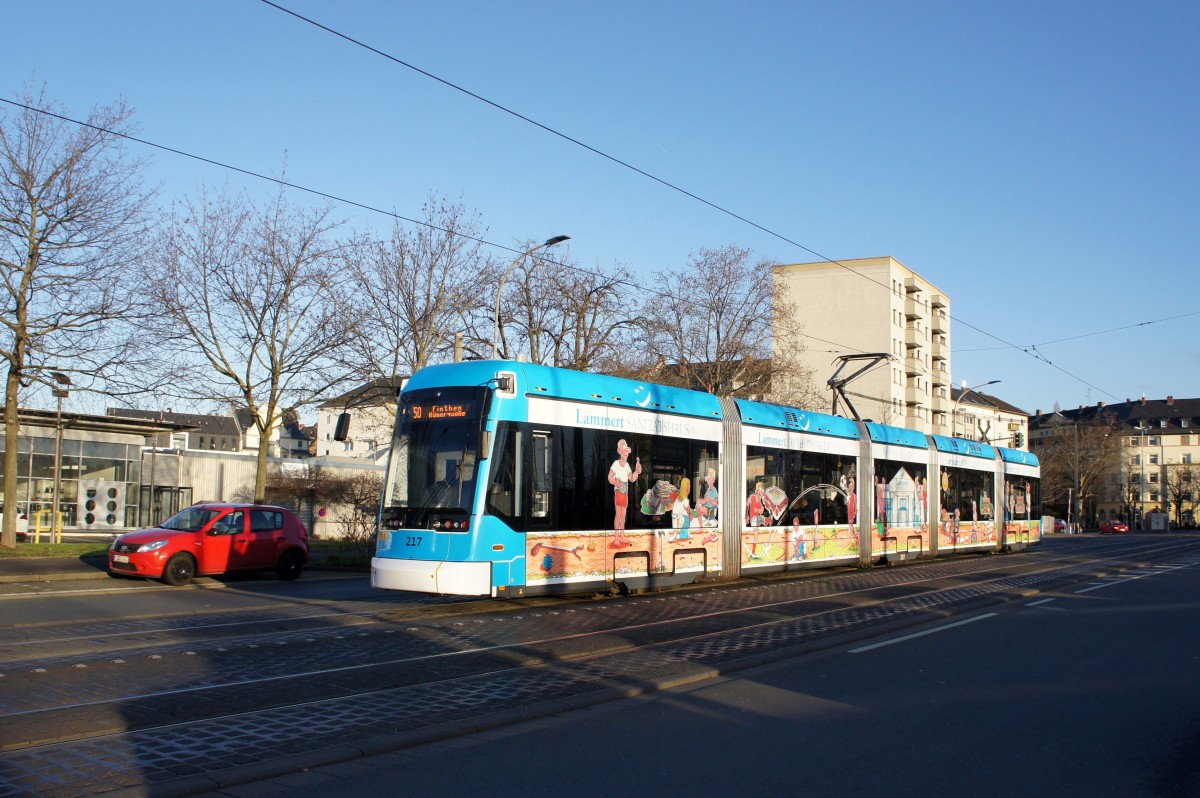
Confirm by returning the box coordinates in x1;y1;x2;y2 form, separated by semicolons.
384;386;491;527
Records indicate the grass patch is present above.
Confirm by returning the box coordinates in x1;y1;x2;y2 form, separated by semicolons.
309;538;372;569
0;542;111;559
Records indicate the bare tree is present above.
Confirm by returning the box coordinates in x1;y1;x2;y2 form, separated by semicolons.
638;244;819;402
552;263;639;371
141;185;351;501
1164;464;1197;528
0;84;154;547
340;196;493;379
1033;412;1123;524
488;241;642;371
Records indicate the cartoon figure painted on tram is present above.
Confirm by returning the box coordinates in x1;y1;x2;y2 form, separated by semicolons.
670;477;698;542
698;468;719;524
608;438;642;549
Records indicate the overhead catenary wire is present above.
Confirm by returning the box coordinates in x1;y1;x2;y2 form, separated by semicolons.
0;96;875;360
256;1;1122;401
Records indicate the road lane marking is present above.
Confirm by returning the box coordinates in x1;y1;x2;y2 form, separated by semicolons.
848;613;997;653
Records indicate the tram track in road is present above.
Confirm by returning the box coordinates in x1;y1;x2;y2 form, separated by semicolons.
1;536;1197;797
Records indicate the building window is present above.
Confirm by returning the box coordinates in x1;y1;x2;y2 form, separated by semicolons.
1150;454;1159;465
1149;472;1159;483
1132;455;1141;466
1184;454;1194;465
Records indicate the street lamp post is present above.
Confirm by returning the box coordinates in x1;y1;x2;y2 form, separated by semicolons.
492;235;570;360
1136;422;1150;530
952;379;1000;440
51;372;72;543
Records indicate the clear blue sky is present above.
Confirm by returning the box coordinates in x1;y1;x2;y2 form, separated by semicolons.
6;0;1198;416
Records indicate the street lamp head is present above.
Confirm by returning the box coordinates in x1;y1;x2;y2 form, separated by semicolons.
492;234;572;359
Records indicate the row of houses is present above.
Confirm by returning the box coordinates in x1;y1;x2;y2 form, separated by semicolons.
1030;396;1200;529
103;377;408;464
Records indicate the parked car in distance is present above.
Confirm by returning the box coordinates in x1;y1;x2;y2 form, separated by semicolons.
1054;518;1067;533
109;503;308;586
1099;520;1129;534
0;506;30;542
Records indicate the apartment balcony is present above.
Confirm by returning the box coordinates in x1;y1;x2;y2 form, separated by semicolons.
905;385;926;406
904;277;922;294
905;325;925;348
930;309;947;333
930;364;948;385
930;293;947;308
904;296;923;319
904;353;925;375
930;335;947;359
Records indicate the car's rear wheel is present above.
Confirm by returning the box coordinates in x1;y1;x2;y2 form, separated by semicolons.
275;549;304;581
162;553;196;587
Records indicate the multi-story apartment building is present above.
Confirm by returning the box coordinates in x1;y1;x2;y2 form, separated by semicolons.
773;256;953;434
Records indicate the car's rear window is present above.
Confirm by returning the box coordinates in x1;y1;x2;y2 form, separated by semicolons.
250;509;285;531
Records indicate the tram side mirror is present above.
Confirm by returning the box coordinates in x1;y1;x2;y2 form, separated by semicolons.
333;412;351;442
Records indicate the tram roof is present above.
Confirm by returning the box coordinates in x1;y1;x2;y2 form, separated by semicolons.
997;447;1039;467
866;422;930;450
405;361;724;420
735;398;860;439
930;434;997;460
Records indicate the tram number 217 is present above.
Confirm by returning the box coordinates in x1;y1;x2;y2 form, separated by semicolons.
405;536;423;547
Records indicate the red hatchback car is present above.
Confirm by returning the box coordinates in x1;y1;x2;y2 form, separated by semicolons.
109;503;309;586
1100;520;1130;534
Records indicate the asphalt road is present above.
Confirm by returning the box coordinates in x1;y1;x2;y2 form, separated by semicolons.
206;537;1200;798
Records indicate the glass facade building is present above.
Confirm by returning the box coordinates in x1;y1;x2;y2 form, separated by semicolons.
0;409;184;535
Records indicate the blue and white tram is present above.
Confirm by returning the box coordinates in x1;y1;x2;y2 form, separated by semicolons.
370;361;1042;597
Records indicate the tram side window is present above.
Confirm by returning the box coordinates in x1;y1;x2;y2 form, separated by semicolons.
783;450;857;525
530;431;552;525
939;466;994;522
745;446;787;526
603;432;716;531
487;423;520;522
558;427;607;532
1005;476;1039;521
872;460;930;527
